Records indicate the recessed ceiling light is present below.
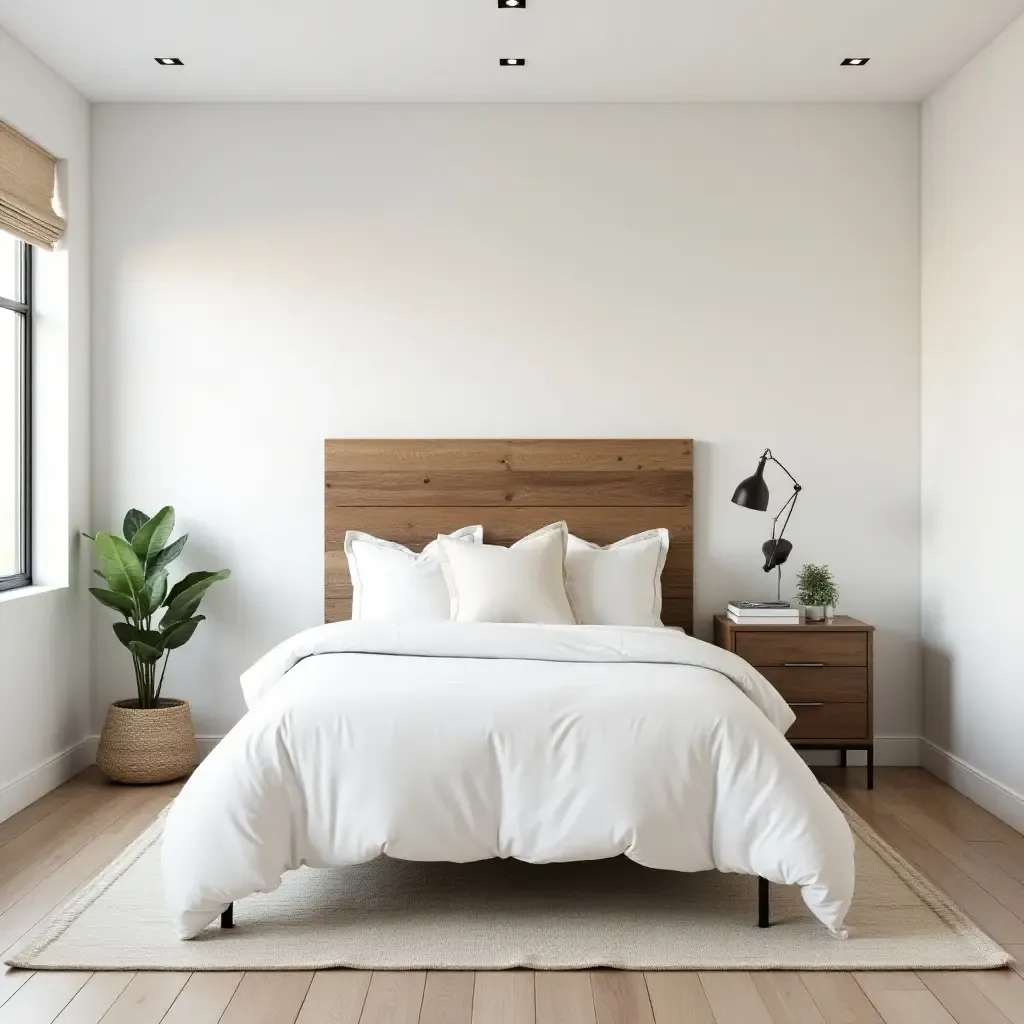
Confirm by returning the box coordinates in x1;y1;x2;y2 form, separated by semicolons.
155;57;184;66
500;58;526;66
841;58;870;66
498;0;525;7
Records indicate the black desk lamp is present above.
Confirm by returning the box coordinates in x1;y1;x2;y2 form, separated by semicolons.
731;449;802;595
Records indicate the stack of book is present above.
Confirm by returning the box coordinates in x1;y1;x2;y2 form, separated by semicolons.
727;601;801;625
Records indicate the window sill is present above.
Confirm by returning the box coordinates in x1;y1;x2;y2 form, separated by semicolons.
0;583;64;604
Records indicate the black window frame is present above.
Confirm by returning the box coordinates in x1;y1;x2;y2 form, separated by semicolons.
0;238;32;592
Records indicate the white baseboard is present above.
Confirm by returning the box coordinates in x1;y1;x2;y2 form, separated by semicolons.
800;735;920;768
0;738;94;823
81;734;224;766
920;739;1024;835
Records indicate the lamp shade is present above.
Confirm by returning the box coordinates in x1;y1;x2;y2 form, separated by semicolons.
731;457;770;511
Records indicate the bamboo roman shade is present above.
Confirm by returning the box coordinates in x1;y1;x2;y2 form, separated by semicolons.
0;121;66;249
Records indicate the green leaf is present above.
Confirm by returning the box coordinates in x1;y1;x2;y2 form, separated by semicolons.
113;623;163;650
162;569;230;627
140;569;168;617
89;587;135;616
94;533;145;602
131;506;175;566
123;509;150;542
171;600;201;623
165;570;216;608
128;639;163;664
147;534;187;576
161;615;204;650
112;621;137;649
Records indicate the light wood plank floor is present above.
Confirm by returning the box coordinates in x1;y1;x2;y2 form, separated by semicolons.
0;767;1021;1023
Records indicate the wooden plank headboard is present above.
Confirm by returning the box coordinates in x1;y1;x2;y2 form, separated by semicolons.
325;439;694;632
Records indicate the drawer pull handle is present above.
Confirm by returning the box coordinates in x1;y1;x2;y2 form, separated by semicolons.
783;662;825;668
788;702;824;708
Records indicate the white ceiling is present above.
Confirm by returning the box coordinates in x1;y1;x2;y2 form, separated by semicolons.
1;0;1022;102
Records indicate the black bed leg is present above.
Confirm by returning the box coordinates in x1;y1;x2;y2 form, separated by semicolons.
758;876;770;928
221;903;234;929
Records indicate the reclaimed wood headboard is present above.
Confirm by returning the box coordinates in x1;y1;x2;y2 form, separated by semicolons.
325;439;694;632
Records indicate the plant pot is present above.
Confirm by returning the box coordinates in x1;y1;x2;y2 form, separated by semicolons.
824;604;835;622
805;605;826;622
97;698;197;784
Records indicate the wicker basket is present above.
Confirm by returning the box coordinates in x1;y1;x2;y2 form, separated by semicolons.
97;699;197;784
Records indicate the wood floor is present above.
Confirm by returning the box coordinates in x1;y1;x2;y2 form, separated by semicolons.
1;767;1023;1023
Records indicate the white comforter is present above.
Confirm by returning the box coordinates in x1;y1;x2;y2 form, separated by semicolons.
162;622;855;939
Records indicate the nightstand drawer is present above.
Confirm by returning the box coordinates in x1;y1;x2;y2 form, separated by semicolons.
734;630;867;668
760;667;867;703
787;702;867;741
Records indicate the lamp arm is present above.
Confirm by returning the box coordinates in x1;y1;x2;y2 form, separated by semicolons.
770;488;799;545
761;487;800;575
762;449;802;492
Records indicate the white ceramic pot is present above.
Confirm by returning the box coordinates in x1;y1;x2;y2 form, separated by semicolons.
805;605;826;622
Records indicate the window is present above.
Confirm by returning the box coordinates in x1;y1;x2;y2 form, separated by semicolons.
0;231;31;590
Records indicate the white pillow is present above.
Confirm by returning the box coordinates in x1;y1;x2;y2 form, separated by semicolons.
566;529;670;627
345;526;483;621
438;521;577;625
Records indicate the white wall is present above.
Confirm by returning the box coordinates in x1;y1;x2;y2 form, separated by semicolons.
921;13;1024;825
91;104;921;752
0;30;91;818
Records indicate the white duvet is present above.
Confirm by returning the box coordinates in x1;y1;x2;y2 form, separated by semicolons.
162;622;855;939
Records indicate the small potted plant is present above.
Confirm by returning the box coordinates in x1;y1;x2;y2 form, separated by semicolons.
795;563;839;622
88;506;229;784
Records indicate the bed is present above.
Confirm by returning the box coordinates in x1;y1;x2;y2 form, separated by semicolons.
161;439;855;941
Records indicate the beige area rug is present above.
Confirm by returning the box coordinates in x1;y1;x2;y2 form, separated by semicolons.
6;791;1010;971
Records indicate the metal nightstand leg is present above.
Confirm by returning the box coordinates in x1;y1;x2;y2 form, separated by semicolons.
221;903;234;928
867;746;874;790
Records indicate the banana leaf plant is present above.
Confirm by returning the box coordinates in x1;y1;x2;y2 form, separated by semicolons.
87;507;230;709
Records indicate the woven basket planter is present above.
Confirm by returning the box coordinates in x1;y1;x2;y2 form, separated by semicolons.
97;699;197;784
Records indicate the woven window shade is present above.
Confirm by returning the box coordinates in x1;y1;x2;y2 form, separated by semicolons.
0;121;66;250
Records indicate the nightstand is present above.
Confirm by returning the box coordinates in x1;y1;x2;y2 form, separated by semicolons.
713;614;875;788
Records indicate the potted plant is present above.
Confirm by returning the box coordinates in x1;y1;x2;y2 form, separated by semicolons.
795;563;839;622
88;506;229;784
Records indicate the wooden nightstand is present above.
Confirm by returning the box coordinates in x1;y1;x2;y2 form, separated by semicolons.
713;614;875;788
